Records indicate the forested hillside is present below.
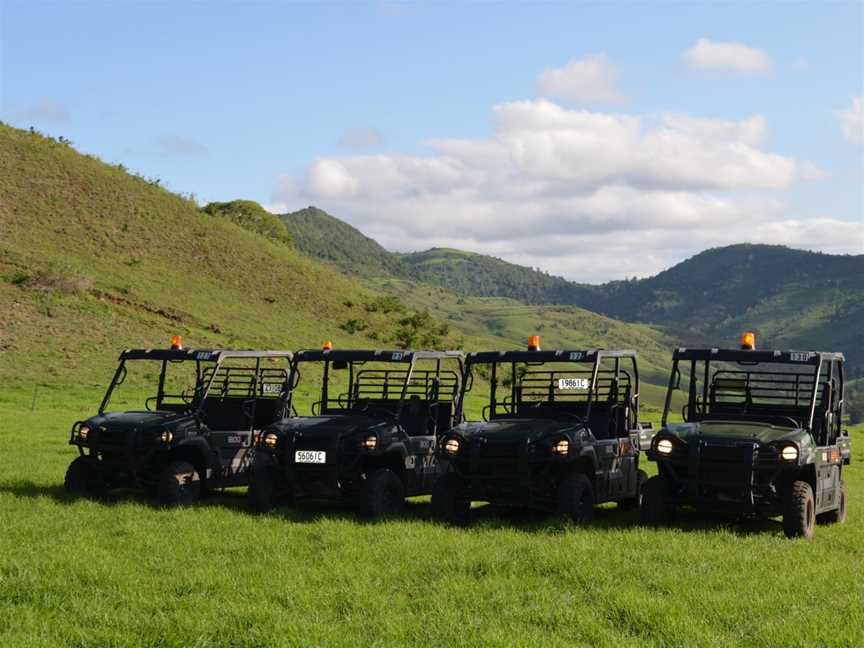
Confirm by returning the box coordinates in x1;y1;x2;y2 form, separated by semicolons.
280;207;863;371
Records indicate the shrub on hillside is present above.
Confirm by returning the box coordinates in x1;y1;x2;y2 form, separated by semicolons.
364;295;405;314
202;201;292;246
393;310;450;349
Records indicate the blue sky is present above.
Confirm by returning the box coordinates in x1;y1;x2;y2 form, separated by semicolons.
1;1;861;281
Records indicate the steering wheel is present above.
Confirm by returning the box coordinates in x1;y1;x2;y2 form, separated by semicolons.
145;396;158;411
778;416;802;429
337;392;352;409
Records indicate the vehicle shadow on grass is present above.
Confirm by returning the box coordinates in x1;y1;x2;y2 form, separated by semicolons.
0;479;152;507
198;489;438;525
464;503;784;538
0;481;786;537
0;479;431;524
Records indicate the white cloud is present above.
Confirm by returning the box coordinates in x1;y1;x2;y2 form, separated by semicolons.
683;38;772;75
272;99;853;283
835;96;863;145
536;54;624;104
336;127;385;150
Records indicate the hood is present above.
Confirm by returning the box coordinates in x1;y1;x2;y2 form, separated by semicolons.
275;415;390;441
86;410;188;434
665;420;807;445
450;418;584;444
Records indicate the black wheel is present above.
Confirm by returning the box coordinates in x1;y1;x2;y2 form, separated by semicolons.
157;460;202;507
618;469;647;511
817;480;847;526
363;468;404;518
64;456;104;496
640;475;675;526
558;473;595;524
430;472;471;525
783;480;815;539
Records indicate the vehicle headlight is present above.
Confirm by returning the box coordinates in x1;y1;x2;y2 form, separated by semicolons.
443;437;461;455
262;433;279;449
362;435;378;451
552;438;569;456
656;438;674;455
77;425;90;441
780;444;799;462
159;430;173;444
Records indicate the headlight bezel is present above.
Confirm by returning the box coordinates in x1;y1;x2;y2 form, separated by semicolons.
77;424;91;442
442;436;462;455
779;443;799;462
361;435;378;451
551;437;570;457
654;436;676;456
262;432;280;449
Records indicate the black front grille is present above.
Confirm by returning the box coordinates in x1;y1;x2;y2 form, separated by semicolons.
470;438;528;477
95;429;132;446
697;442;757;487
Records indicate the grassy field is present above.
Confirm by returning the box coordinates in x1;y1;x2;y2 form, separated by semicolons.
1;385;862;647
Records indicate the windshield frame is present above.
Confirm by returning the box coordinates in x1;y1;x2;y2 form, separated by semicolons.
98;357;211;414
660;350;843;430
290;352;465;420
458;350;639;423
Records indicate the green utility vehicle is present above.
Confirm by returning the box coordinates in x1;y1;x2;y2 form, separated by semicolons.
65;339;294;505
432;337;649;525
248;347;465;517
642;333;851;538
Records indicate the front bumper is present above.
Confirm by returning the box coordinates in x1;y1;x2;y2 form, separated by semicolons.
70;425;163;485
650;440;795;514
443;438;567;508
266;436;368;500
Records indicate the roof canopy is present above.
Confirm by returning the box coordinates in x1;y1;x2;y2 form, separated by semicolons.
119;349;294;361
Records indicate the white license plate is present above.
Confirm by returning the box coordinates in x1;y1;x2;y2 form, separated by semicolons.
295;450;326;464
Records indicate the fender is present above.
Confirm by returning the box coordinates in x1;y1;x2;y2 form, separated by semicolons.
171;437;217;479
575;445;600;474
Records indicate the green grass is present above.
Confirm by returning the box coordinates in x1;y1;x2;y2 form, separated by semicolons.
1;389;862;647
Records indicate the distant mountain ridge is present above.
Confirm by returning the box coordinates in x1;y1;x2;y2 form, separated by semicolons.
281;206;864;372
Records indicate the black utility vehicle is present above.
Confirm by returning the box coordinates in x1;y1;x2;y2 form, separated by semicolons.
432;337;648;524
248;347;465;517
642;333;851;538
65;339;294;505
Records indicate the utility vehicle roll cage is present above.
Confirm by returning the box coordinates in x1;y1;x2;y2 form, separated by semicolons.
662;348;846;441
461;349;639;424
99;349;295;416
290;349;465;418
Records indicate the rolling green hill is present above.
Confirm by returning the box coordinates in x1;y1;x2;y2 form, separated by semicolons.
282;206;404;277
0;124;676;412
279;207;863;372
0;126;459;400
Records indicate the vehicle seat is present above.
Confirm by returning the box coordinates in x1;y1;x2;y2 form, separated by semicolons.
399;396;430;436
201;397;252;431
